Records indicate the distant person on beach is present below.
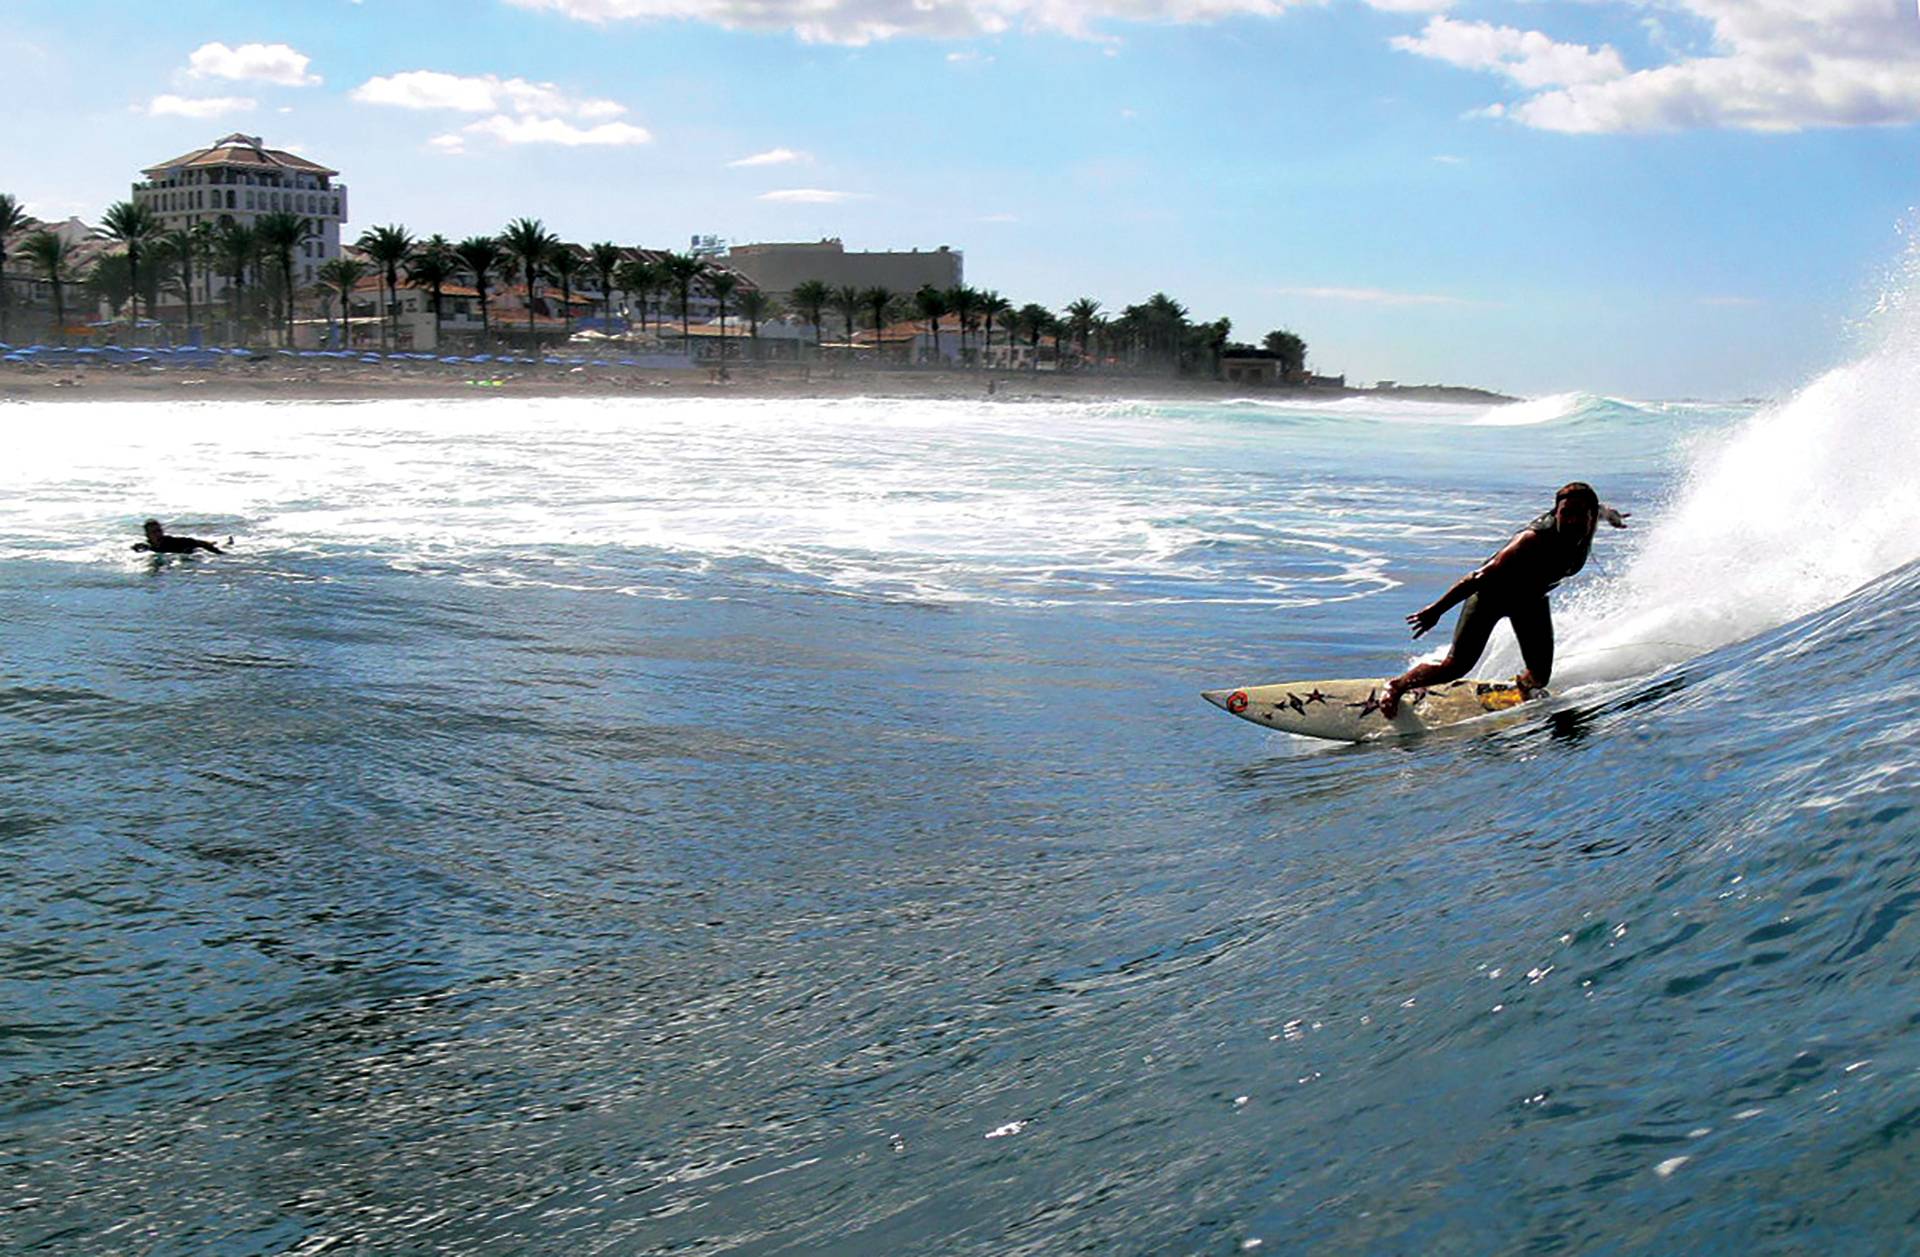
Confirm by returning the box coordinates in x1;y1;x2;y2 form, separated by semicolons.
1380;482;1628;717
132;518;225;555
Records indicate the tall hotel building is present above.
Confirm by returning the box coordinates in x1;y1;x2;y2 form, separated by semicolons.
133;132;349;290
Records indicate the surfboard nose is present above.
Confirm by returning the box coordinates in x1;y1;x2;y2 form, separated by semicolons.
1201;689;1232;711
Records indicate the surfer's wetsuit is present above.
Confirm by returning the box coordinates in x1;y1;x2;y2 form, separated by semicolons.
1381;484;1625;718
1446;509;1591;686
133;520;224;555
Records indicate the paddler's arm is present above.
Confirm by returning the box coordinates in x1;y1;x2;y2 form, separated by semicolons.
1405;532;1540;638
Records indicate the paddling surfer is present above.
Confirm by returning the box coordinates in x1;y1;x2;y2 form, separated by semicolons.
1380;482;1627;718
132;518;225;555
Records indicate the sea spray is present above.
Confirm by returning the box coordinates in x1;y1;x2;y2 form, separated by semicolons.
1497;245;1920;686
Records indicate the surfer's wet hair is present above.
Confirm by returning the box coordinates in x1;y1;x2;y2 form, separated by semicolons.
1554;482;1599;513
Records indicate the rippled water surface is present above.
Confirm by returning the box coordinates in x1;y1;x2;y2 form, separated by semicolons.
3;377;1918;1253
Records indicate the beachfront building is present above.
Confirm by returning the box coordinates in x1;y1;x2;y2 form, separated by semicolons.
133;133;349;306
722;238;961;301
1221;350;1283;386
2;216;119;339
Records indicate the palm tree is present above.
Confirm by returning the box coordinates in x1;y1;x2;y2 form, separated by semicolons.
832;285;861;363
1018;303;1052;369
356;224;414;353
945;285;978;364
1263;328;1308;381
589;242;622;332
500;217;558;358
913;284;947;365
860;286;896;365
407;234;458;351
253;212;313;347
100;200;160;338
658;252;709;354
0;193;34;344
706;269;738;372
790;279;830;356
979;290;1010;368
548;246;584;341
142;236;179;331
1065;297;1101;365
159;227;208;343
1092;315;1113;368
1144;292;1189;374
737;287;771;362
635;258;664;339
216;222;258;346
317;255;370;349
20;230;75;344
89;254;134;324
613;258;651;343
454;235;504;350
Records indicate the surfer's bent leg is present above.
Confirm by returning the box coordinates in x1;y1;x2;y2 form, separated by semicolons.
1384;594;1501;715
1509;596;1553;690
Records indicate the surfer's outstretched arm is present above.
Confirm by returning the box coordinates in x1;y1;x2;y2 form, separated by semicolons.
1407;533;1539;638
192;538;224;554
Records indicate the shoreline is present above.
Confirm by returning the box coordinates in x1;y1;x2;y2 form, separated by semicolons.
0;360;1520;407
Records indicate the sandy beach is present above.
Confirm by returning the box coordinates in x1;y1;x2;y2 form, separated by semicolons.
0;357;1517;406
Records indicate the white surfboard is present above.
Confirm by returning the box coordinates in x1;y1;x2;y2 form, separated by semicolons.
1201;677;1543;742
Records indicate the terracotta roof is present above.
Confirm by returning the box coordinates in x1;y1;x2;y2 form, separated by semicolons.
854;314;984;344
145;133;337;178
351;276;482;298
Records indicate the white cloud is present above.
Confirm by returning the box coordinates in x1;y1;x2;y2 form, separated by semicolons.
351;70;626;118
501;0;1432;46
1431;153;1466;165
436;115;654;147
759;188;867;203
728;147;807;167
1393;17;1625;89
1400;1;1920;134
185;41;321;87
1277;286;1467;306
147;94;257;119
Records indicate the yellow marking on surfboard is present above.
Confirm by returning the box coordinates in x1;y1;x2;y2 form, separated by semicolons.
1475;684;1528;712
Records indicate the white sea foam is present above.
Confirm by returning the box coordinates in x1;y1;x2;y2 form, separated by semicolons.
1473;392;1592;427
0;396;1412;608
1487;254;1920;686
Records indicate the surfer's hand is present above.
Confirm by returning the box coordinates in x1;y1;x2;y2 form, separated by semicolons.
1407;606;1442;638
1601;505;1631;529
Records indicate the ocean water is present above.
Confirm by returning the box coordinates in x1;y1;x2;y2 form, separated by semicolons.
3;333;1919;1251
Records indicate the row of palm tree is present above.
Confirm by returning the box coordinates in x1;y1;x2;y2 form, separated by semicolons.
342;219;678;356
3;198;320;347
325;222;1231;372
5;191;1297;374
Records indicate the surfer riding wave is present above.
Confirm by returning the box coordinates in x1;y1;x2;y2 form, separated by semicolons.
1381;482;1628;718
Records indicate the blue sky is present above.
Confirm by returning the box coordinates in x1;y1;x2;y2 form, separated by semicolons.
5;0;1919;397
